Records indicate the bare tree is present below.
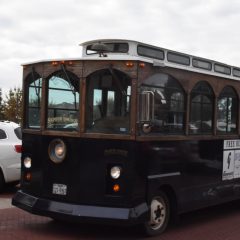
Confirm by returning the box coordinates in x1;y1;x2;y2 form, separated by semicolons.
3;87;23;124
0;88;4;120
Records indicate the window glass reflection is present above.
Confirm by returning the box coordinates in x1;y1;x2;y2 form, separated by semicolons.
141;73;185;134
217;86;237;134
189;81;213;134
27;73;42;128
47;71;79;130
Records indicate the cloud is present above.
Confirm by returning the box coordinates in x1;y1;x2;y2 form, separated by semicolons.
1;0;240;95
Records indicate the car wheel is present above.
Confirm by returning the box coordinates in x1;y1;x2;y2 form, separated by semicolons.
0;170;5;192
143;191;170;236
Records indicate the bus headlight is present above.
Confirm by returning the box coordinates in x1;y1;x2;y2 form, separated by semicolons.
48;139;66;164
110;166;122;179
23;157;32;168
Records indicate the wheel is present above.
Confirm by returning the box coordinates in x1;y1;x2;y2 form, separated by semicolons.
143;191;170;236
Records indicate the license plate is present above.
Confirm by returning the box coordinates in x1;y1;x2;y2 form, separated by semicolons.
52;183;67;195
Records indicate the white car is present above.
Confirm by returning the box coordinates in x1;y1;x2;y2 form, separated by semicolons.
0;121;21;191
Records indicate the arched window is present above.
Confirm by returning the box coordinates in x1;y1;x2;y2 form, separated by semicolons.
47;70;79;130
141;73;185;134
189;81;213;134
86;69;131;134
217;86;238;134
26;71;42;128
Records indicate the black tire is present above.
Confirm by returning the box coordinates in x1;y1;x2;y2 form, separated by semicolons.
0;170;5;193
143;191;170;236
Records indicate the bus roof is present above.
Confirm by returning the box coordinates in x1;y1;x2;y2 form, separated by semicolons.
23;39;240;81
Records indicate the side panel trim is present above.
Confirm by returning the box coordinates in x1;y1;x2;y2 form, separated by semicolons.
148;172;181;179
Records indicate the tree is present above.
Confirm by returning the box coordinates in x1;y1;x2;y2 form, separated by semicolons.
3;87;23;124
0;88;4;120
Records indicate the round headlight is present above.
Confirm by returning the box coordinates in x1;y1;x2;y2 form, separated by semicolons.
48;139;66;164
23;157;32;168
110;166;122;179
55;144;65;158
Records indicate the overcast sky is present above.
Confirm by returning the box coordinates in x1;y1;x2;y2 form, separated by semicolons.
1;0;240;95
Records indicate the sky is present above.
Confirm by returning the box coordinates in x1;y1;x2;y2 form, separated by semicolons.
1;0;240;96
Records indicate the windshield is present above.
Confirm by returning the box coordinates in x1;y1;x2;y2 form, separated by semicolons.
47;69;79;130
86;69;131;134
27;71;42;128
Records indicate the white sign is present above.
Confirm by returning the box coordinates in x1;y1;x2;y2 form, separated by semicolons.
224;140;240;150
222;150;234;180
234;150;240;179
52;183;67;195
223;140;240;181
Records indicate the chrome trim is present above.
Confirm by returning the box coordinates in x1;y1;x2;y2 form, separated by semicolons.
148;172;181;179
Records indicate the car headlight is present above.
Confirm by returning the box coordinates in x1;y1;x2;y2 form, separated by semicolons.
23;157;32;168
48;139;66;164
110;166;122;179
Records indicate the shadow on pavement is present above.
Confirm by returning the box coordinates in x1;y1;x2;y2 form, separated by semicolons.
0;183;19;197
17;200;240;240
2;187;240;239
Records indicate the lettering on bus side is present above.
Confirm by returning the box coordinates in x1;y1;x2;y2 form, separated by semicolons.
104;149;128;157
224;139;240;150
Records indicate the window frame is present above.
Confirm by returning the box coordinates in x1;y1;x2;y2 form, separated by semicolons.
214;64;231;75
192;58;212;71
86;42;129;55
25;72;42;129
167;52;190;66
217;86;238;134
46;70;80;131
140;73;186;135
189;81;214;135
85;69;132;134
137;45;165;60
233;68;240;77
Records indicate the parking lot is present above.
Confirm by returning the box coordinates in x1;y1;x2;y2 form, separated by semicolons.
0;186;240;240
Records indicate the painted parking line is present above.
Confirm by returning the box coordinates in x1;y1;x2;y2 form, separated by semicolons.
0;198;13;209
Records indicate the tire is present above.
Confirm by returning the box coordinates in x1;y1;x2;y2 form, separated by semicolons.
0;170;5;193
143;191;170;236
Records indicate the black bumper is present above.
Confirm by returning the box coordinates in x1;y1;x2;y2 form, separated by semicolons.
12;191;149;225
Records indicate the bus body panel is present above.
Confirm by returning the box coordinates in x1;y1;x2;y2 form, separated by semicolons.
20;133;145;208
14;131;240;223
139;139;239;213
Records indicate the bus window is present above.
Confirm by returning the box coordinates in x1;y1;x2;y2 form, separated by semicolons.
47;70;79;130
26;72;42;129
189;81;213;134
86;69;131;134
140;73;185;134
217;86;238;134
87;43;129;55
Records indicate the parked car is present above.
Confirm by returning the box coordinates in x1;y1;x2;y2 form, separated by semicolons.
0;121;22;191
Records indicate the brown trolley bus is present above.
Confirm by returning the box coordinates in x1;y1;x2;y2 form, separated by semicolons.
13;39;240;236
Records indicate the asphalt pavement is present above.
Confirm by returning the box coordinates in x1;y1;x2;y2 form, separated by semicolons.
1;186;240;240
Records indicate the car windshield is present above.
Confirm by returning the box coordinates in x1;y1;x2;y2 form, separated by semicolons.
14;127;22;140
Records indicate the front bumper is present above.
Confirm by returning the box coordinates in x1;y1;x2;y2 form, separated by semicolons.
12;191;149;225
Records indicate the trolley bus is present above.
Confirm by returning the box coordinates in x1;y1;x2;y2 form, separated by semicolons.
12;39;240;236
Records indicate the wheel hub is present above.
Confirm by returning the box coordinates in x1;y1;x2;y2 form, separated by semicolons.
150;198;166;229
